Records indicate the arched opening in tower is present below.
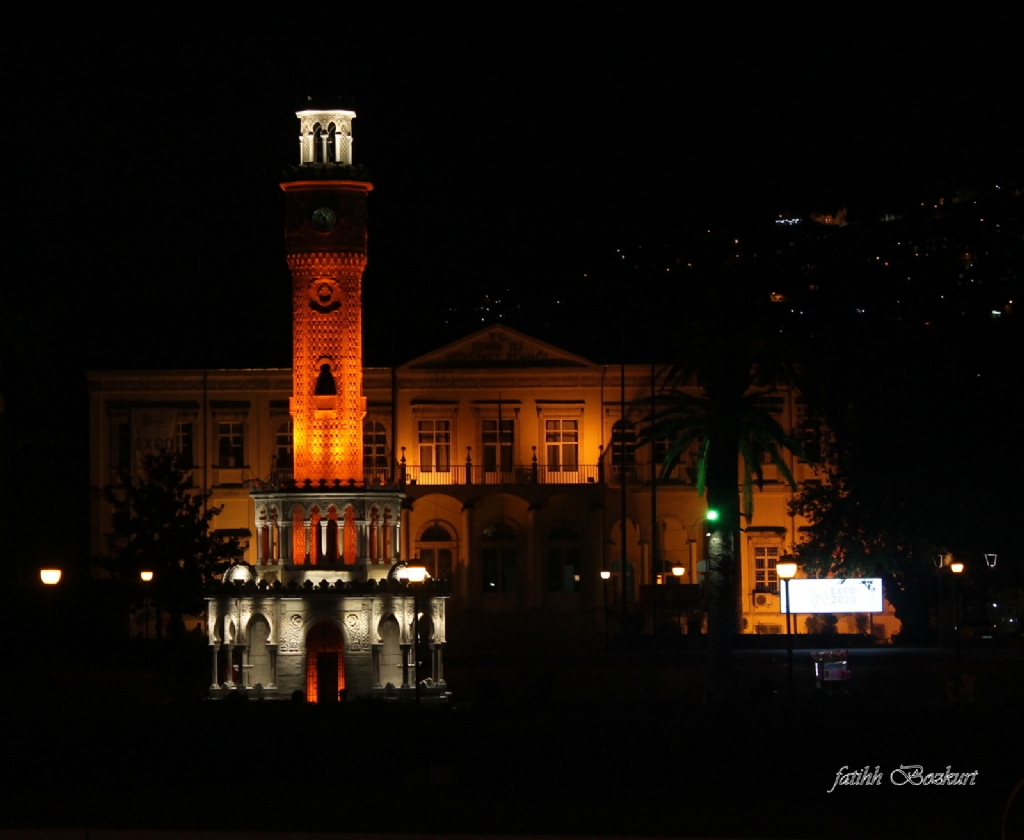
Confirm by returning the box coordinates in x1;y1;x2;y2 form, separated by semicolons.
305;620;345;703
326;505;339;561
313;123;324;163
326;123;337;163
315;364;337;395
293;506;306;564
309;507;322;565
343;505;357;562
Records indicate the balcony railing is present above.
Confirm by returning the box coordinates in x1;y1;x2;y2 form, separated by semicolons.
249;460;694;490
261;467;396;489
404;464;602;486
256;462;650;488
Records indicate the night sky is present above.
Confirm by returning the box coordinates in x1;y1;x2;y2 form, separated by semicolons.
2;8;1022;569
6;8;1023;371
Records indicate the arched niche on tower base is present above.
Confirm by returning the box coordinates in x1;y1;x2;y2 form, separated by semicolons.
247;614;272;688
377;614;402;689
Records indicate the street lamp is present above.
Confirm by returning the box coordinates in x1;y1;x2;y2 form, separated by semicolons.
777;554;799;699
40;568;62;662
402;564;428;703
600;570;611;650
672;565;686;662
934;554;946;649
951;561;964;663
140;570;154;639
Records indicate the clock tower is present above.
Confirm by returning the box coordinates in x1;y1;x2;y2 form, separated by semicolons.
283;109;370;484
205;108;448;703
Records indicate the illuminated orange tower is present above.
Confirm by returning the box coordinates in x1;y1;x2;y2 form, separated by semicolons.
282;109;370;484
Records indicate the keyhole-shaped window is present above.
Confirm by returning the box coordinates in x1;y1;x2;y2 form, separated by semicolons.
315;364;337;396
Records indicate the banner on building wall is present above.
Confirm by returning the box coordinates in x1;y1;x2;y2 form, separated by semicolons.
779;578;884;614
131;408;177;475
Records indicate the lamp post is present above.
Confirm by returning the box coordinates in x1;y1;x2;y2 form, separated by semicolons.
934;554;946;649
600;570;611;650
40;568;62;667
672;565;685;663
401;564;428;703
984;553;998;636
951;561;964;663
140;570;154;640
777;554;798;699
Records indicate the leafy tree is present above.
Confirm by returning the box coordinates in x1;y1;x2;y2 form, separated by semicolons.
103;450;238;636
643;324;806;687
787;434;938;641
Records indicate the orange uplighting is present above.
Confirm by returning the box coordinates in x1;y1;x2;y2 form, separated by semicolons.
283;180;372;485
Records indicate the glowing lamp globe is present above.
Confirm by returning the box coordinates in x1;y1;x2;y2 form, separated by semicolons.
950;562;964;574
140;571;154;582
777;558;798;579
403;566;429;583
40;569;62;585
600;570;611;580
672;566;686;577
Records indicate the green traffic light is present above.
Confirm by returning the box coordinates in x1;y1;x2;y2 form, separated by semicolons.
706;509;720;522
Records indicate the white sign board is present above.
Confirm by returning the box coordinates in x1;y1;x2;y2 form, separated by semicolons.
779;578;884;614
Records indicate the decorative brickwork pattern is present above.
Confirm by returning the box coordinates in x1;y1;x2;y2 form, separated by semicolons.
284;186;372;481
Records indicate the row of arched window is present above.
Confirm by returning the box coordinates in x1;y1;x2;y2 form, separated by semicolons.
419;521;585;595
307;122;350;164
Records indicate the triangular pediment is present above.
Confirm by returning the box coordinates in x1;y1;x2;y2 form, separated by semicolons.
404;326;595;370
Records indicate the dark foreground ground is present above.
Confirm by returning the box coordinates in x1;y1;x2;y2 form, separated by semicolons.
3;645;1024;840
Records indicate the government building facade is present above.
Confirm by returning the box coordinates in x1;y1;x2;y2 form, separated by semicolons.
87;108;900;701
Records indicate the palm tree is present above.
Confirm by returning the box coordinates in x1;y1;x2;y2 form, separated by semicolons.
642;330;806;690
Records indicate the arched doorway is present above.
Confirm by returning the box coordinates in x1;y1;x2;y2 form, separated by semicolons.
305;621;345;703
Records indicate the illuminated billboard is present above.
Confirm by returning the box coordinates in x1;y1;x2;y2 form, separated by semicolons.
779;578;884;614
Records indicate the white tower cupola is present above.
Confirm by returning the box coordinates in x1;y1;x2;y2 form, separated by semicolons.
296;109;356;165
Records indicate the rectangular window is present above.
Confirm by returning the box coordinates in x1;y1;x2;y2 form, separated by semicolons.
545;419;578;472
611;421;637;466
653;435;671;465
275;420;294;468
418;420;450;473
547;546;582;592
363;420;388;472
421;547;454;581
482;548;518;592
794;402;813;463
754;546;780;593
483;419;514;473
217;422;244;468
116;421;131;470
175;422;194;469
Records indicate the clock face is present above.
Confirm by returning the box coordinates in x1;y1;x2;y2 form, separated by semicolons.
311;206;337;232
